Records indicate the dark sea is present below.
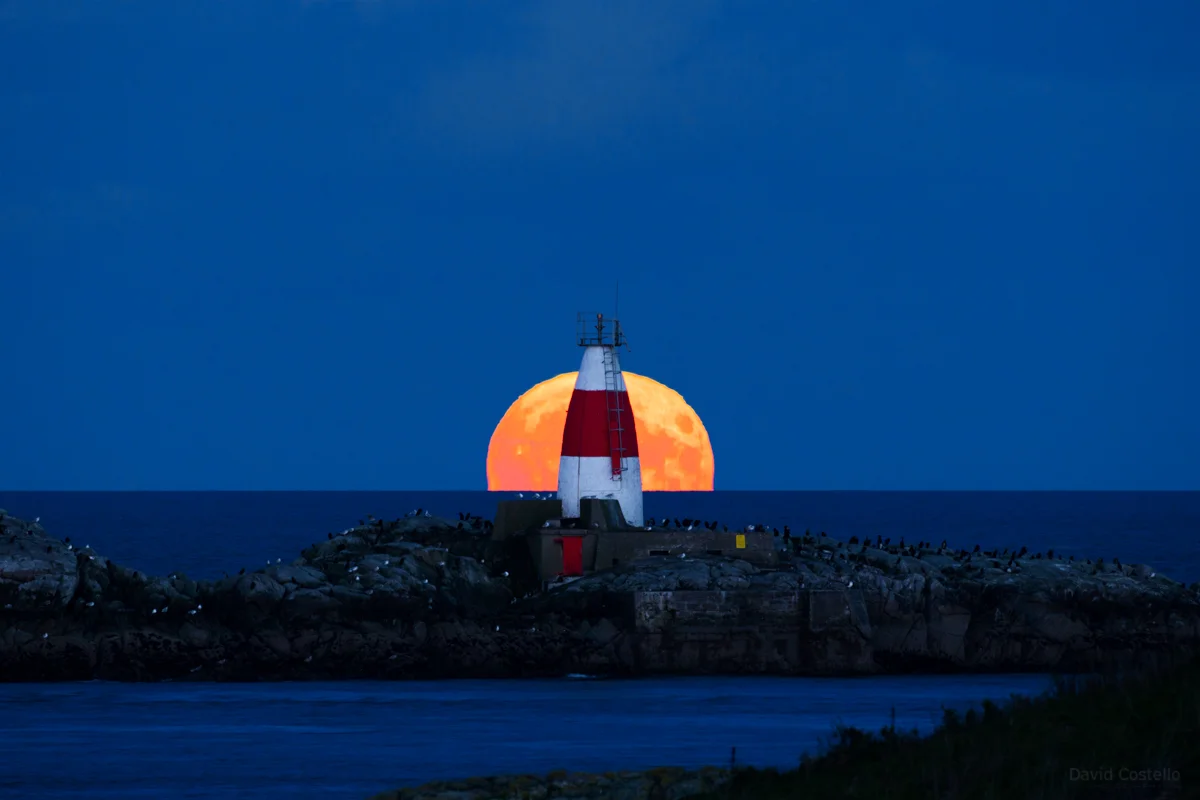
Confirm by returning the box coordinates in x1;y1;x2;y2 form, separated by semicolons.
0;491;1196;799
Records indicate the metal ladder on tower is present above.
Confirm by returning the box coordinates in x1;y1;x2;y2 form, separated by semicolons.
601;346;626;478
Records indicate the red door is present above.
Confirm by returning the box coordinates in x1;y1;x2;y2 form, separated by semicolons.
560;536;583;576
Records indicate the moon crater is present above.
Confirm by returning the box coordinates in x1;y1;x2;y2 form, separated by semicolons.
487;372;715;492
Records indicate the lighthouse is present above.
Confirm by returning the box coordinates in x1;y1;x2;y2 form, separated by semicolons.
557;313;643;527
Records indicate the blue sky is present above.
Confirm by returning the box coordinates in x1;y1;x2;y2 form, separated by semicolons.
1;0;1197;490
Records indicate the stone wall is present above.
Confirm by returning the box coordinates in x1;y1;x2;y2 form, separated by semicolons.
633;590;801;631
632;589;871;634
622;588;877;674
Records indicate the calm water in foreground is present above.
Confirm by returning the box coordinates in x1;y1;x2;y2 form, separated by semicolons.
0;675;1055;799
0;491;1194;798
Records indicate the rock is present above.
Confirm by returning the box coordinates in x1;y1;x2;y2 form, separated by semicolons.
1;511;1198;682
265;564;327;589
233;573;286;610
587;617;620;645
0;515;78;610
282;587;343;617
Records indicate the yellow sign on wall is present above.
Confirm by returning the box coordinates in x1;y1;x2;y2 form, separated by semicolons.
735;534;746;549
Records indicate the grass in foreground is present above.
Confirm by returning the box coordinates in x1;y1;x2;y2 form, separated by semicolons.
689;658;1199;800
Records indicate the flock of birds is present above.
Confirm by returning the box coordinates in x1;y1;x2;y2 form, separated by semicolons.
5;503;1153;641
505;498;1123;574
785;531;1148;580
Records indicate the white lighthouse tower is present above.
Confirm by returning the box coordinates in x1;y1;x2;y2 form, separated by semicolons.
557;313;643;527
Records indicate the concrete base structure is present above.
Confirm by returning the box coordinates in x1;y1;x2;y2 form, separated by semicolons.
493;498;781;584
491;499;564;541
526;530;779;583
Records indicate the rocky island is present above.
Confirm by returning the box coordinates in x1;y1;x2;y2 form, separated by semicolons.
1;507;1198;681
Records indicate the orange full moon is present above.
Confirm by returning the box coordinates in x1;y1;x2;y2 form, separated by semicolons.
487;372;715;492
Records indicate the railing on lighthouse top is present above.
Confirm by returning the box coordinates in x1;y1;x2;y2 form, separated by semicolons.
575;313;629;478
576;312;628;349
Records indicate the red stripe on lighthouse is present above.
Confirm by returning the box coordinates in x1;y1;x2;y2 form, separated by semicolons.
560;390;640;459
